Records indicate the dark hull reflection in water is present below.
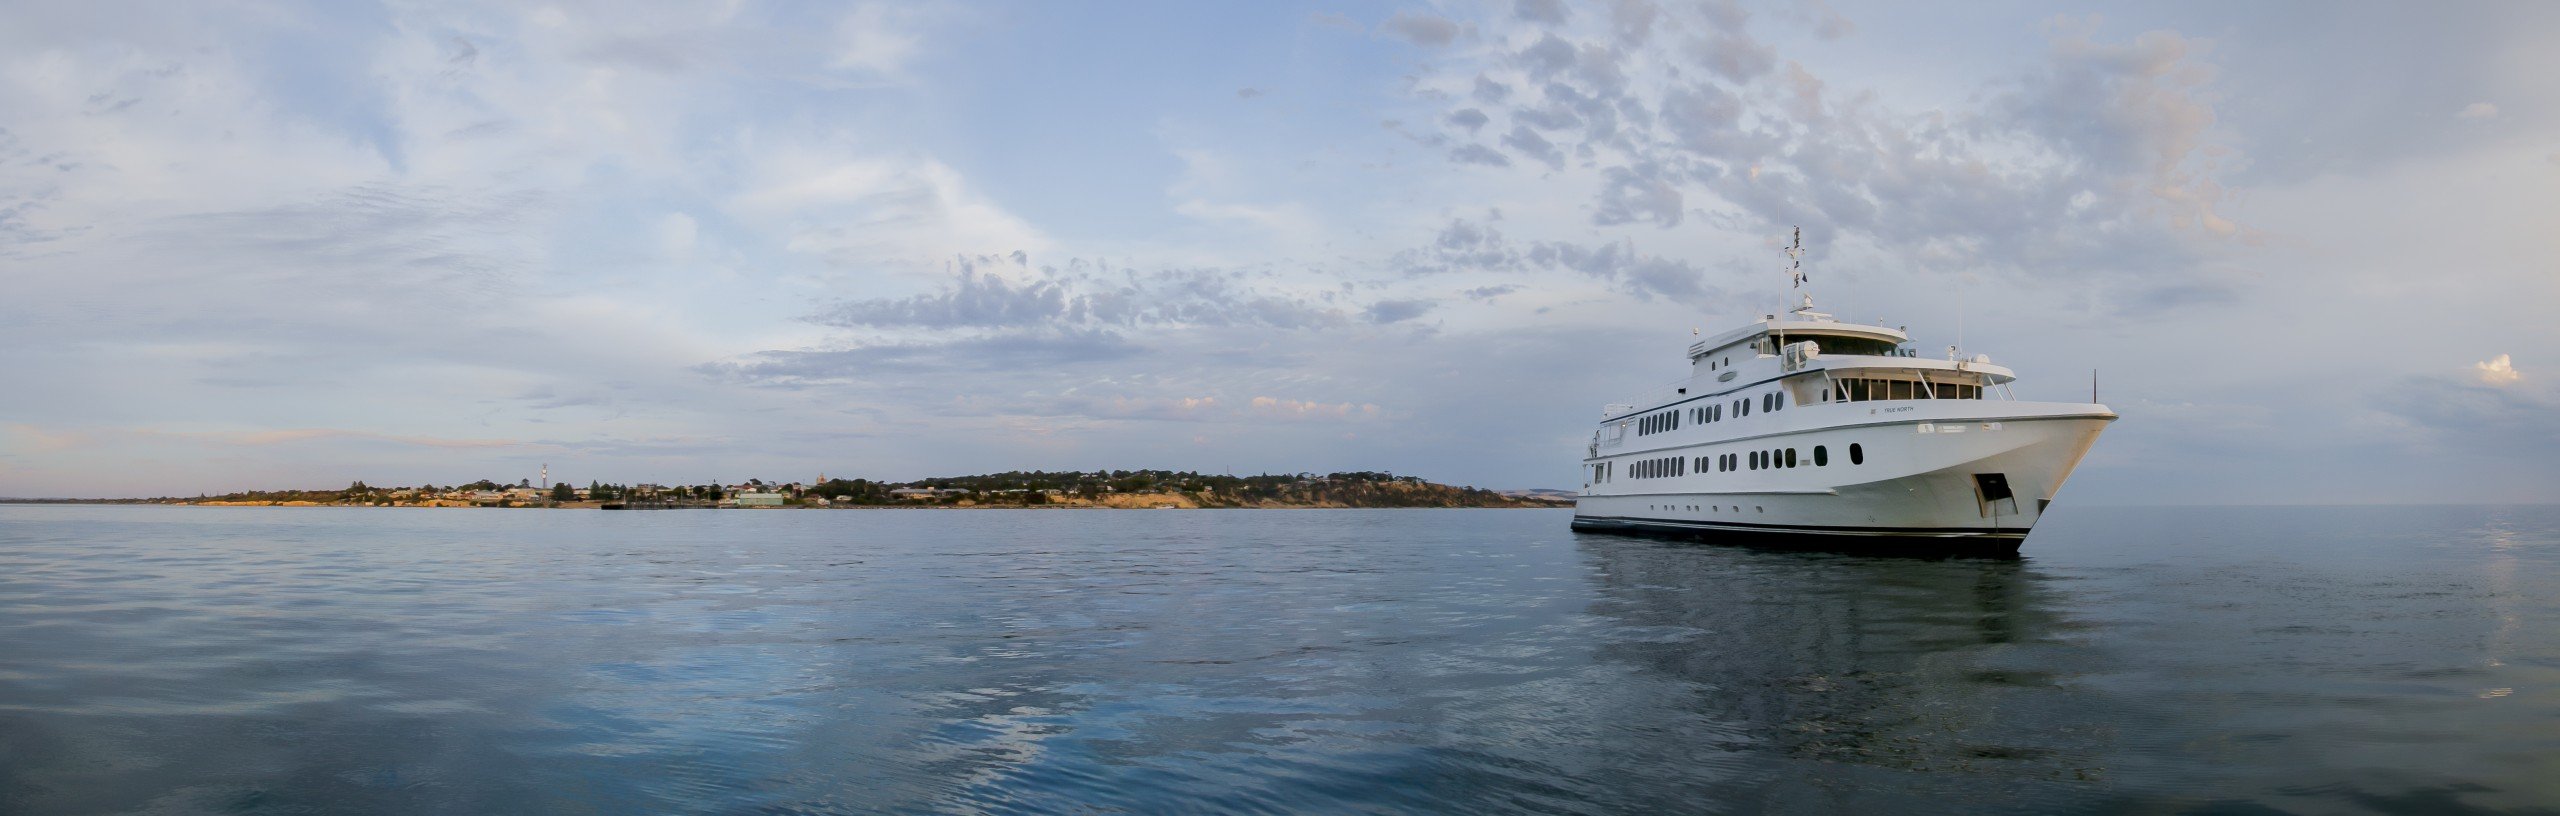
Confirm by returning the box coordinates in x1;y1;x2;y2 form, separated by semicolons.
1571;533;2107;811
2;505;2558;815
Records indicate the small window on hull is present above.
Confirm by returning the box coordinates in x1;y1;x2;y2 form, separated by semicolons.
1849;443;1864;465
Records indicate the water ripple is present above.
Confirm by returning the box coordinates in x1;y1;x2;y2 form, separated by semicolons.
3;505;2559;813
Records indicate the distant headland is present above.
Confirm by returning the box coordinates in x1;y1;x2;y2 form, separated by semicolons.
4;470;1575;510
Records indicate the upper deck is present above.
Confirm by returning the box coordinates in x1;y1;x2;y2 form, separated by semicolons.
1600;300;2017;423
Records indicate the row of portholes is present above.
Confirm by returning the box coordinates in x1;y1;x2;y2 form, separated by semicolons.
1603;442;1868;486
1693;443;1865;473
1651;504;1765;513
1632;456;1685;479
1680;390;1782;426
1637;409;1679;436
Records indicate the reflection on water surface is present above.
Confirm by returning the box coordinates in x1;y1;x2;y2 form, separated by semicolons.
1;505;2556;814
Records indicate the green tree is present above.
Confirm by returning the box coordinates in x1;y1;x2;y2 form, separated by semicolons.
551;482;577;502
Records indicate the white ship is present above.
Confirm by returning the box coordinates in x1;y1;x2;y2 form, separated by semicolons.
1571;234;2114;553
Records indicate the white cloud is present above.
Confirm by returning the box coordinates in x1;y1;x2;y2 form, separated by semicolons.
1161;148;1319;242
2474;354;2521;385
1171;198;1316;236
1388;8;2251;289
729;149;1049;267
2458;101;2499;119
832;4;928;78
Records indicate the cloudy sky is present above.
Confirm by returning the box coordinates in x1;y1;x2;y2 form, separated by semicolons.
3;0;2555;503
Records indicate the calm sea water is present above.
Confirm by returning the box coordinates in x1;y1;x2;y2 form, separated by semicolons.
2;505;2556;815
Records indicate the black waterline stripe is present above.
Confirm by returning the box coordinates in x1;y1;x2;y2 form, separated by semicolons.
1572;514;2023;537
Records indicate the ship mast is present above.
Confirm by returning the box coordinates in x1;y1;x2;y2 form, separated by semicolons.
1787;227;1815;313
1780;227;1808;351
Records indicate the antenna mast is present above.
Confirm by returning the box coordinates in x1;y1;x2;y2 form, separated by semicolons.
1786;226;1805;294
1780;227;1808;351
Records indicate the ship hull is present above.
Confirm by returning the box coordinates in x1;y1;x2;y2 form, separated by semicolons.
1572;410;2111;554
1566;515;2026;555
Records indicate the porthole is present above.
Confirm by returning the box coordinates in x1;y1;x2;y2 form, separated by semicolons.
1814;445;1828;466
1849;443;1864;465
1785;448;1797;468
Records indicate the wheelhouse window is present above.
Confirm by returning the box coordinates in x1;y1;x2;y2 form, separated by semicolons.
1835;377;1989;401
1805;335;1898;356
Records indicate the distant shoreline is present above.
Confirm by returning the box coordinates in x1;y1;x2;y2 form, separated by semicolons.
0;500;1572;510
3;472;1577;510
0;473;1566;511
